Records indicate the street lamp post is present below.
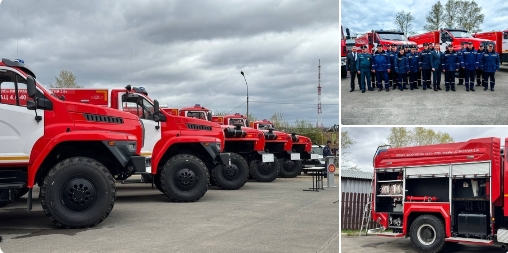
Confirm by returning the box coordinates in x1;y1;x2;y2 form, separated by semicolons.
240;71;249;121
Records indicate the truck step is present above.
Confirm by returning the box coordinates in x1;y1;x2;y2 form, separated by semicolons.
375;232;404;237
445;237;493;244
0;182;26;190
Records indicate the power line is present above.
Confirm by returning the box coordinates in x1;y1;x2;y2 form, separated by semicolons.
250;100;339;105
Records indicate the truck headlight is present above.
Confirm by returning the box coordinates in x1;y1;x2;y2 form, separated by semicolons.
128;143;136;152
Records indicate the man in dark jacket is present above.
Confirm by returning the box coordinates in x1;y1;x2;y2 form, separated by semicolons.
419;42;432;90
356;46;374;93
346;46;360;92
476;44;485;86
442;44;460;92
388;44;398;90
480;43;501;91
407;46;420;90
394;46;409;91
430;44;443;91
372;44;391;92
461;41;479;91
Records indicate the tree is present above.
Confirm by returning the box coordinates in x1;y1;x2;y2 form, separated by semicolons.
341;130;358;171
49;70;82;88
394;11;415;37
456;0;484;32
269;112;290;130
443;0;484;32
387;127;454;147
424;1;445;31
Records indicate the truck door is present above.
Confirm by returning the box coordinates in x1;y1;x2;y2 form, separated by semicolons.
118;92;161;173
503;32;508;55
0;68;44;164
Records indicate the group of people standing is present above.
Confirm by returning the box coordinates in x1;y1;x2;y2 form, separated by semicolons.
346;42;501;93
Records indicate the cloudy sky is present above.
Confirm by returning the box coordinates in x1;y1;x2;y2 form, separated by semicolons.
0;0;339;127
341;0;508;36
342;127;508;172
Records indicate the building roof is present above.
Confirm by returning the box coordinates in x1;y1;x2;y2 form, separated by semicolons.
341;169;373;180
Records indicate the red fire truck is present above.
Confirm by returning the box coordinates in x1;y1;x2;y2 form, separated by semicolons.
3;86;233;199
0;58;146;228
355;30;417;52
341;25;350;78
371;137;508;252
250;119;315;178
472;30;508;64
173;106;279;184
408;28;493;52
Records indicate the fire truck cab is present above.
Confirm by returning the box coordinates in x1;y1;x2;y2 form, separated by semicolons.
371;137;508;252
355;30;417;53
409;28;493;52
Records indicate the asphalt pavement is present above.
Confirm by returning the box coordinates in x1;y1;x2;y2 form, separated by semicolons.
341;65;508;125
0;175;339;253
341;235;505;253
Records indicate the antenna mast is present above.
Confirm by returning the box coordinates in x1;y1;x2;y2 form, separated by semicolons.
317;59;323;128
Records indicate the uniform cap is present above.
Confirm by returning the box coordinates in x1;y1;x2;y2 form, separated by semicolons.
391;44;397;47
423;42;429;46
377;44;382;47
361;45;368;49
467;41;473;45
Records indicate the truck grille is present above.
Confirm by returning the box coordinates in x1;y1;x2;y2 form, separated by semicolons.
186;123;212;131
83;113;124;124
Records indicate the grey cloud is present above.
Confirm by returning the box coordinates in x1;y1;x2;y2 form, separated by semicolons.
0;0;338;127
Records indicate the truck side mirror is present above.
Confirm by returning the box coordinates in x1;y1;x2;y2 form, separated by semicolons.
346;28;351;39
154;99;160;112
27;75;36;98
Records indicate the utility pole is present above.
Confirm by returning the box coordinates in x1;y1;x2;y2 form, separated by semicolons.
241;71;249;121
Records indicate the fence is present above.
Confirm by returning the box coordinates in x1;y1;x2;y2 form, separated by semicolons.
341;192;380;230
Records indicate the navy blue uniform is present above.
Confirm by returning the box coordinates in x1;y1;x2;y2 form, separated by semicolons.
457;47;465;85
430;49;443;90
388;49;398;89
408;51;420;90
394;52;409;90
461;47;479;91
356;52;374;91
442;49;460;91
476;48;485;86
372;50;391;91
480;50;501;90
419;49;432;90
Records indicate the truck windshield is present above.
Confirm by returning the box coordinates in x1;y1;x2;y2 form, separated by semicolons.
378;33;407;41
187;111;207;120
258;123;273;130
449;30;472;38
228;118;245;126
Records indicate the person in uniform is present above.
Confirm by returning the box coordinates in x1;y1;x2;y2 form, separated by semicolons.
480;43;501;91
356;45;374;93
370;47;376;85
346;46;361;92
388;44;398;90
457;42;466;85
461;41;479;91
476;44;485;86
442;44;460;92
394;46;409;91
430;44;443;91
372;44;391;92
407;46;420;90
419;42;432;90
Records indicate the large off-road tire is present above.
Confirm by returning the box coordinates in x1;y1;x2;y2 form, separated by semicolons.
278;158;300;178
40;157;115;228
249;160;279;182
210;152;248;190
0;188;20;208
409;215;446;253
160;154;209;202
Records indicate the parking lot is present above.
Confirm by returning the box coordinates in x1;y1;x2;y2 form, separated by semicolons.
0;175;339;253
341;65;508;125
341;235;504;253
